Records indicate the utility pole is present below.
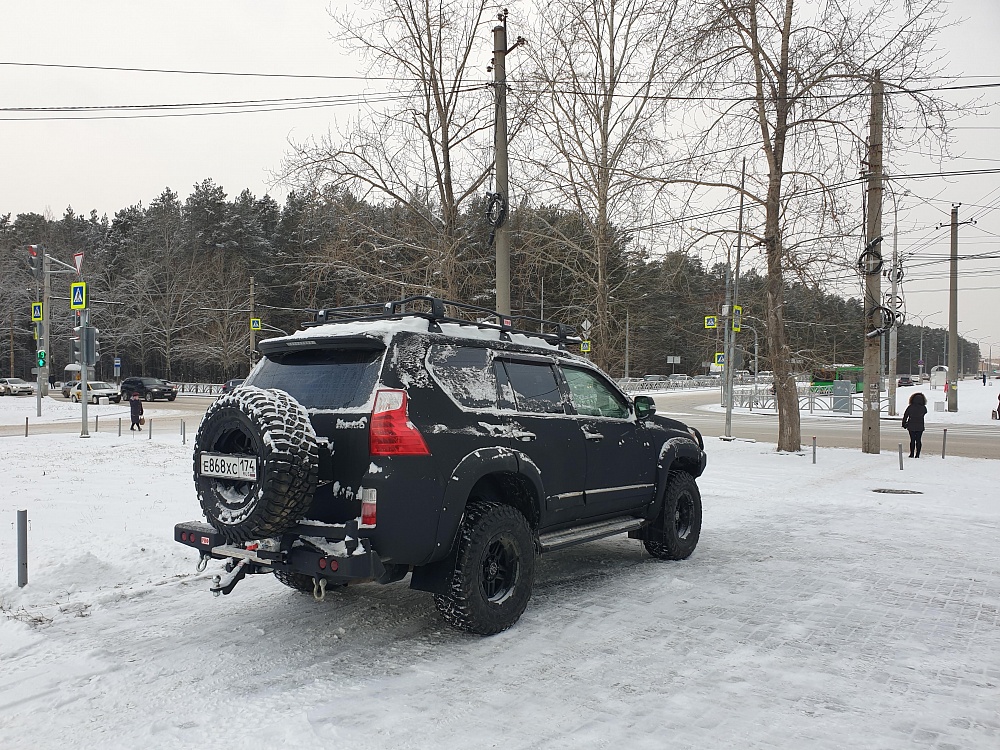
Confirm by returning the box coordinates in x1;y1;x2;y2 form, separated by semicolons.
862;72;883;454
887;210;899;416
42;248;51;397
493;18;511;317
947;205;959;411
249;276;256;373
723;158;746;438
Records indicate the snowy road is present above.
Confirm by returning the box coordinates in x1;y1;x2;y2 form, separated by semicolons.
2;432;998;749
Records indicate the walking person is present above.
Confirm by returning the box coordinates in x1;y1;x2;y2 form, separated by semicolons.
129;391;144;431
901;392;927;458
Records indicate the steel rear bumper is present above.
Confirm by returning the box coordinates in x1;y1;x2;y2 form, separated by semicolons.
174;520;387;583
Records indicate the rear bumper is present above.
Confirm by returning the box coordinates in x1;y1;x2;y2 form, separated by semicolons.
174;520;387;583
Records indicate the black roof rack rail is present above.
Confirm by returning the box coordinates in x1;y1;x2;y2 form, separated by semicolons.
304;296;580;349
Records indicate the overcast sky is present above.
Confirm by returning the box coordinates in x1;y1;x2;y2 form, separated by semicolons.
2;1;998;361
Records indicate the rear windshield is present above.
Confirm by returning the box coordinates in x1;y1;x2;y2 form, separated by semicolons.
248;347;383;409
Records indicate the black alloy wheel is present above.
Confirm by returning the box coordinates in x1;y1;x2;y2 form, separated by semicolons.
643;471;702;561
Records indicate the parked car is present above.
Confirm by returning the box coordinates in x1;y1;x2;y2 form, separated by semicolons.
668;374;690;381
0;377;33;396
120;376;178;402
62;380;78;399
175;296;707;635
897;375;916;387
221;378;245;394
70;381;122;404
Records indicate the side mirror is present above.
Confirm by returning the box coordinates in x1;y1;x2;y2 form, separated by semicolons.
634;395;656;421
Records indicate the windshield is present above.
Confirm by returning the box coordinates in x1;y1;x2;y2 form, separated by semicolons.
90;382;113;389
248;347;384;409
8;378;26;384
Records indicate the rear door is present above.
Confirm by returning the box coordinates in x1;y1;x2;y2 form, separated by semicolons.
561;365;655;515
496;356;588;526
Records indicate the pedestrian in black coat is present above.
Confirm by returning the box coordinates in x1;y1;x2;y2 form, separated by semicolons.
129;392;144;431
901;391;927;458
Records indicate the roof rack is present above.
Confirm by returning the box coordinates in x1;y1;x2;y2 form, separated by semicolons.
304;296;580;349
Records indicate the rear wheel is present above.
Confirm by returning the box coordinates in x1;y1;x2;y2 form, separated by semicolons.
643;471;702;560
434;501;535;635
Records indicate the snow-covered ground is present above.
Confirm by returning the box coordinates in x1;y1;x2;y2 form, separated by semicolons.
0;393;178;427
2;428;999;748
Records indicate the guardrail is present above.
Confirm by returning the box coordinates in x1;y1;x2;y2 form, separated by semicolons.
733;387;889;414
176;382;226;396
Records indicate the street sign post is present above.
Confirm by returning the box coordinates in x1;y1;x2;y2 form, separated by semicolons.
732;305;742;332
580;340;591;353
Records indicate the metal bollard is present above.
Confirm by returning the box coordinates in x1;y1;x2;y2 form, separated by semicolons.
118;418;122;437
182;420;186;445
95;415;99;433
941;428;947;459
812;436;817;464
148;419;152;440
898;443;904;470
25;417;28;438
17;509;28;588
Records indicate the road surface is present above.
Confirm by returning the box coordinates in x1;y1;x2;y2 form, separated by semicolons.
653;389;999;459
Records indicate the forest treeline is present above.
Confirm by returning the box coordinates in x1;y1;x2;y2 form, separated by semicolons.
0;181;973;384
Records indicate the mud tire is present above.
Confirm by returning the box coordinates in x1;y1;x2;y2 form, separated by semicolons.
433;501;534;635
194;386;319;543
643;471;702;560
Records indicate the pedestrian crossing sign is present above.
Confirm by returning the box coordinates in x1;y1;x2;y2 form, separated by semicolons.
70;282;87;310
250;318;262;331
705;316;717;329
715;352;726;365
31;302;43;321
580;340;591;353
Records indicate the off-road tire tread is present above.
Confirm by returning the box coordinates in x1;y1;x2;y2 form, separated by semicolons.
643;470;702;560
194;387;319;543
433;500;534;636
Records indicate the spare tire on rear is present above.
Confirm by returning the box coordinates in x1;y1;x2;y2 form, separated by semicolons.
193;386;319;543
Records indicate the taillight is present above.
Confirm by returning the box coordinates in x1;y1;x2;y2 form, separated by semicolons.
369;389;430;456
361;488;377;528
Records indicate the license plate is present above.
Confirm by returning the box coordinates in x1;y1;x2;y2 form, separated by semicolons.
200;453;258;481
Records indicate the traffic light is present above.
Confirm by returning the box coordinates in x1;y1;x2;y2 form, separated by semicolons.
27;245;41;278
84;326;100;366
36;350;46;369
72;327;82;365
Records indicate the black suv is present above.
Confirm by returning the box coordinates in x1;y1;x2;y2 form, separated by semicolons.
175;298;707;634
120;376;178;402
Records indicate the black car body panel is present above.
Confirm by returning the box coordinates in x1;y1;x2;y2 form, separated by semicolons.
177;297;707;633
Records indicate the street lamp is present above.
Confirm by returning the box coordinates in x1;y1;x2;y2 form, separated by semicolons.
910;310;942;379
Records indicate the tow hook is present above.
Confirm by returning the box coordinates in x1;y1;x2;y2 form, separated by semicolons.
196;554;210;573
211;558;249;596
313;577;328;602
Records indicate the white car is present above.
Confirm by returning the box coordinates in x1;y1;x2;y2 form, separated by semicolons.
70;381;122;404
0;377;34;396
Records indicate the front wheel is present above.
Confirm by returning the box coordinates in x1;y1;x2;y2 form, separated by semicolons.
434;501;534;635
643;471;702;560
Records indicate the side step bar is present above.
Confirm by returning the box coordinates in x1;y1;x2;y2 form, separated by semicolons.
538;517;645;553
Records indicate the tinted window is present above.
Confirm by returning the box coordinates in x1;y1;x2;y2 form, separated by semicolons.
563;367;629;418
502;361;564;414
248;347;383;409
427;345;497;409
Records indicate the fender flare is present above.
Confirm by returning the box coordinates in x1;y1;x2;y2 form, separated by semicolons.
410;446;540;594
646;437;706;521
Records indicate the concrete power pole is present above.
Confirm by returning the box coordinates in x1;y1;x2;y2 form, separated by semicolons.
887;217;899;416
862;72;883;454
947;205;959;412
493;22;511;317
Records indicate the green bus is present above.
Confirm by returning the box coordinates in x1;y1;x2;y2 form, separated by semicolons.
811;365;864;393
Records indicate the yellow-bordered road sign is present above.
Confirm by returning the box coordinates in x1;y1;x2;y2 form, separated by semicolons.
70;282;87;310
732;305;743;332
705;315;717;329
250;318;262;331
714;352;726;365
31;302;43;321
580;340;591;353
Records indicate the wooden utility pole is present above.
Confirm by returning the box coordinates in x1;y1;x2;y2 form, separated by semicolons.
493;20;510;316
947;205;959;411
862;72;883;454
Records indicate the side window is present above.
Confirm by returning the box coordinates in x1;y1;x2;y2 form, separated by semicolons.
502;361;565;414
427;345;498;409
563;366;629;419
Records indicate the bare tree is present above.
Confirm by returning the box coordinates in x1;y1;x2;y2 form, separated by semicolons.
519;0;683;372
281;0;496;302
678;0;955;451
